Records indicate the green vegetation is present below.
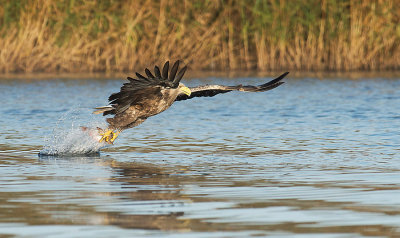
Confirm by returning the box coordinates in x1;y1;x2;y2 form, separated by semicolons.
0;0;398;73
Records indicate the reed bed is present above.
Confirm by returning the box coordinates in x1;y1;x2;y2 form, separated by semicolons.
0;0;398;73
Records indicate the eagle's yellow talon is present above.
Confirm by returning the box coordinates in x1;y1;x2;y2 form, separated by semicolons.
98;129;121;144
110;131;120;143
99;129;114;143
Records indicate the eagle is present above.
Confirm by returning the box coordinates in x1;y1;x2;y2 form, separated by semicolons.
93;60;288;143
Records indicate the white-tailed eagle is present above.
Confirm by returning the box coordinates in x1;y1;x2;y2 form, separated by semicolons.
94;60;288;143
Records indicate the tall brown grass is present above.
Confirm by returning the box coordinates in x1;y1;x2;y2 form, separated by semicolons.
0;0;398;73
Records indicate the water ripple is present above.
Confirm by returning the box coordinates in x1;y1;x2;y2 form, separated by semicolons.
1;76;400;237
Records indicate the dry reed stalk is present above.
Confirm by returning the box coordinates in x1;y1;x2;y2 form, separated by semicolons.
0;0;398;73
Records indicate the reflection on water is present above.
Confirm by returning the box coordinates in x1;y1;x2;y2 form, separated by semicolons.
1;76;400;237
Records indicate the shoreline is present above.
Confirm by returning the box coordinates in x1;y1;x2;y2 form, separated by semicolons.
1;70;399;80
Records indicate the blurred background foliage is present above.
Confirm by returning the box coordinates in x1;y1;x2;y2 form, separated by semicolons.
0;0;398;73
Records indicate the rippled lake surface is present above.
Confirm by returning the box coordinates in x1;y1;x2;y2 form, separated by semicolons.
1;74;400;237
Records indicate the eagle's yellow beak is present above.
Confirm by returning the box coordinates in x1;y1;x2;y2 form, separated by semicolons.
180;86;191;96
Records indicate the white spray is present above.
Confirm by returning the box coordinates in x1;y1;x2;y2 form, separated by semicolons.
39;108;109;156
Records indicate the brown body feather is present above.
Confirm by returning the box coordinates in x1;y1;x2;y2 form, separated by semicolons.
106;87;179;130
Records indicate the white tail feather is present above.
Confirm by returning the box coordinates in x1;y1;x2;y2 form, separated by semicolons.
93;105;113;114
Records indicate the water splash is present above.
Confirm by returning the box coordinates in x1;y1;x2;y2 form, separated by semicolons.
39;108;109;156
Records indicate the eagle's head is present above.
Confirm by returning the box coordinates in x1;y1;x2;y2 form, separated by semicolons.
178;83;191;96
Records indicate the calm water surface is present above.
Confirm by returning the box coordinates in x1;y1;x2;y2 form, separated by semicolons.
0;75;400;237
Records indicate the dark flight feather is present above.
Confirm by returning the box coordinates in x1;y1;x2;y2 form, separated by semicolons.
136;72;148;81
169;60;179;81
145;68;154;78
154;66;161;78
175;72;288;101
162;61;169;80
173;66;187;86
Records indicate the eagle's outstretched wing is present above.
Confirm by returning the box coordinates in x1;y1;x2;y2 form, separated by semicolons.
175;72;288;101
103;61;187;115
